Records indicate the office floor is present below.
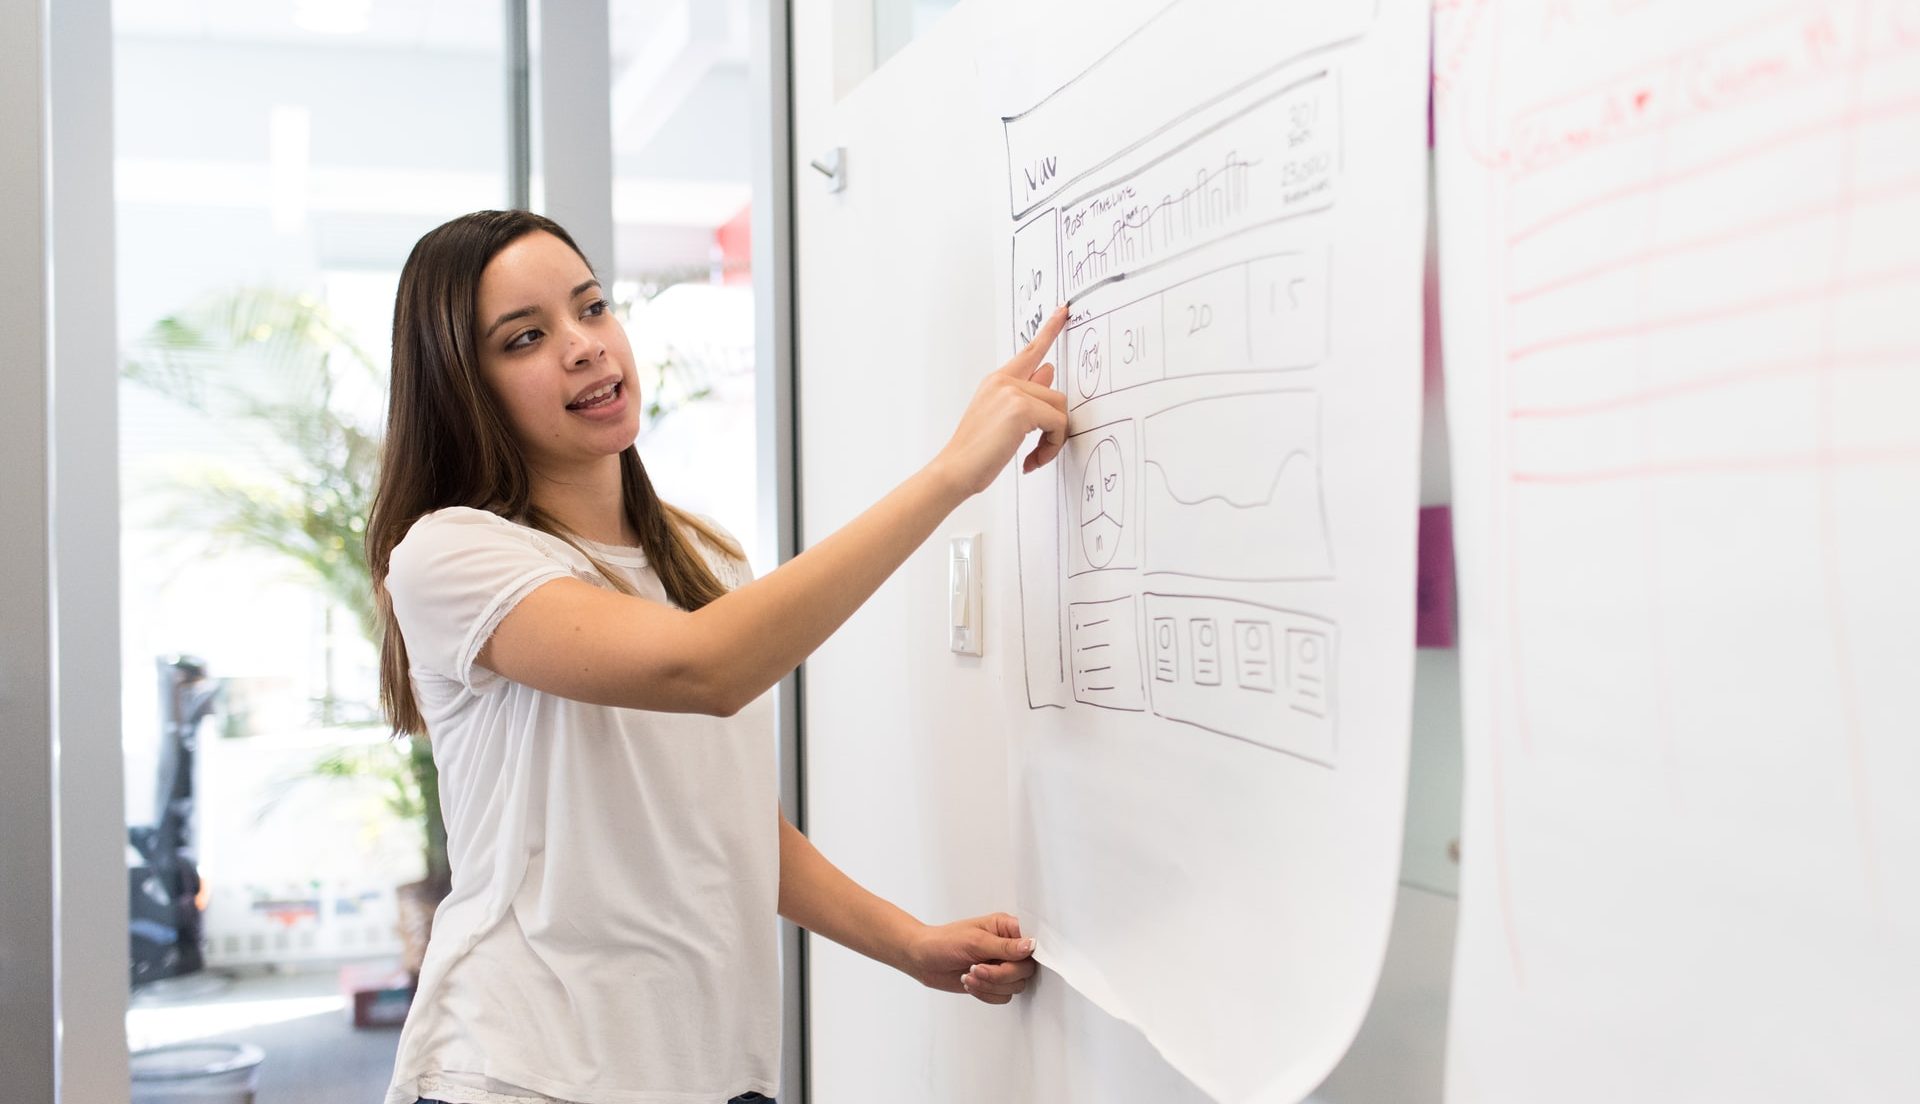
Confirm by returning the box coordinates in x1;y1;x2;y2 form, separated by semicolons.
130;965;401;1103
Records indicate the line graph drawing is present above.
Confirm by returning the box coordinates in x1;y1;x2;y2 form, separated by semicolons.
1008;33;1360;766
989;2;1428;1098
1142;391;1333;581
1056;69;1340;303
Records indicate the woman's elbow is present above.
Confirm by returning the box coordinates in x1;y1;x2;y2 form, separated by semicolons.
673;661;748;718
675;610;754;717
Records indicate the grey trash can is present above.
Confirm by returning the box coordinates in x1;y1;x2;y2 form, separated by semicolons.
129;1042;264;1104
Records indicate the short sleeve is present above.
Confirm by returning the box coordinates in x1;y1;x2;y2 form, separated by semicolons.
689;514;753;589
386;507;574;694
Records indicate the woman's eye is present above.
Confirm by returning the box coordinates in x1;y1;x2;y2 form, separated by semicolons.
506;327;542;351
584;298;609;318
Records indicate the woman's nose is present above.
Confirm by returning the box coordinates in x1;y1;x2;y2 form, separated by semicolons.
564;324;604;366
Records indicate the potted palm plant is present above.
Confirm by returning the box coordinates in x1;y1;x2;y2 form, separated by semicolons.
124;289;449;973
126;283;721;976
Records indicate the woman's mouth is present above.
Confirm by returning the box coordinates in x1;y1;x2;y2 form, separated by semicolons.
567;381;622;411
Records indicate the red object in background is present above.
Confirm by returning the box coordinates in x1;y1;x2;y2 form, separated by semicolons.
1417;505;1456;649
715;203;752;285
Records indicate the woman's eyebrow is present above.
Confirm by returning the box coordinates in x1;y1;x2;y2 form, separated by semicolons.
485;305;537;339
483;280;599;339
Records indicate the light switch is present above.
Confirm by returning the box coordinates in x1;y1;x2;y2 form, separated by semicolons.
949;534;981;655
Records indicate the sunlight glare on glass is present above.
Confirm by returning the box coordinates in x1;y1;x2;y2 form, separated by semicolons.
127;994;350;1050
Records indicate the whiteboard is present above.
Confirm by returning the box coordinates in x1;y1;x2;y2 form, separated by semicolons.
984;1;1432;1098
1434;2;1920;1099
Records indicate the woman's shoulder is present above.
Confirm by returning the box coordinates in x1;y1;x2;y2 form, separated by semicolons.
391;507;588;576
676;510;753;586
397;505;531;552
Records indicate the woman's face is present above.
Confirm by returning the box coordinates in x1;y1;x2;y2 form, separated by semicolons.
474;230;639;474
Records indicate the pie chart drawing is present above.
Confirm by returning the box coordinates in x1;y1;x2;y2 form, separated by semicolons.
1075;325;1105;399
1080;436;1125;568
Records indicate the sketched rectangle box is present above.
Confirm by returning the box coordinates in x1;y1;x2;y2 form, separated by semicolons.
1054;69;1340;303
1064;417;1140;577
1141;389;1333;582
1142;593;1338;764
1069;595;1146;711
1010;206;1061;353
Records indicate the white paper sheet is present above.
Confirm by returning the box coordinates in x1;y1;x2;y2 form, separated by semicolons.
1434;3;1920;1099
984;1;1431;1098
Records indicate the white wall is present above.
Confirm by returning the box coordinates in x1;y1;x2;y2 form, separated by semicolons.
790;2;1460;1100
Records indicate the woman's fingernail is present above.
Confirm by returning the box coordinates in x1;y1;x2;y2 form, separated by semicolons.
1021;939;1036;954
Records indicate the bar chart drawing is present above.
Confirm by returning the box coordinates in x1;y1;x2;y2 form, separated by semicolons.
1008;39;1351;761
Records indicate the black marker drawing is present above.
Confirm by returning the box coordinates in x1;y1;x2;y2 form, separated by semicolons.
1000;0;1377;220
1070;596;1148;712
1055;72;1340;305
1007;43;1353;765
1141;390;1334;582
1058;248;1332;414
1064;419;1139;577
1143;593;1338;764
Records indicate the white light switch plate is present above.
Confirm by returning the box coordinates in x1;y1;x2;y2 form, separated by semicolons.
948;533;981;655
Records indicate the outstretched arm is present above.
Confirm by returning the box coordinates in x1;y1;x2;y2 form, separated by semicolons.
776;812;1036;1005
479;307;1070;716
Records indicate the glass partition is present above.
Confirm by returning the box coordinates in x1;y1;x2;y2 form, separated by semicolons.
114;3;508;1093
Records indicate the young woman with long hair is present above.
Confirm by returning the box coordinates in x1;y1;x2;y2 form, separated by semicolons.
368;209;1068;1104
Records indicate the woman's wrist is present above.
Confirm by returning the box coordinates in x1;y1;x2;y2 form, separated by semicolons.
888;914;931;976
917;453;974;512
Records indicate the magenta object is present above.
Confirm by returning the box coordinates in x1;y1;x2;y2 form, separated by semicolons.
1417;505;1456;649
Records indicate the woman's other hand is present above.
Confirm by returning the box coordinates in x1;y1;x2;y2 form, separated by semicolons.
932;306;1071;495
902;912;1038;1005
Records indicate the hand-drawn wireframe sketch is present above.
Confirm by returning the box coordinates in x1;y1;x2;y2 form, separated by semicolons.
1142;391;1332;581
989;1;1426;1099
1052;73;1339;306
1056;248;1332;415
1066;419;1139;575
1017;458;1069;710
1011;208;1062;352
1009;43;1346;747
1070;595;1146;710
1144;593;1336;761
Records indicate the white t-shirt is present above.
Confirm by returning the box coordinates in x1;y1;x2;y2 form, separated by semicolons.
380;507;780;1104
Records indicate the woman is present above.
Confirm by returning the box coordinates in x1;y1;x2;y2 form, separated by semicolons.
370;209;1069;1104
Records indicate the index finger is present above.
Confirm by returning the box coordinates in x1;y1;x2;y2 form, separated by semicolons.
1000;305;1069;377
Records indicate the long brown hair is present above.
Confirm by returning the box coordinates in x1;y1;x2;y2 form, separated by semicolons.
368;209;740;735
